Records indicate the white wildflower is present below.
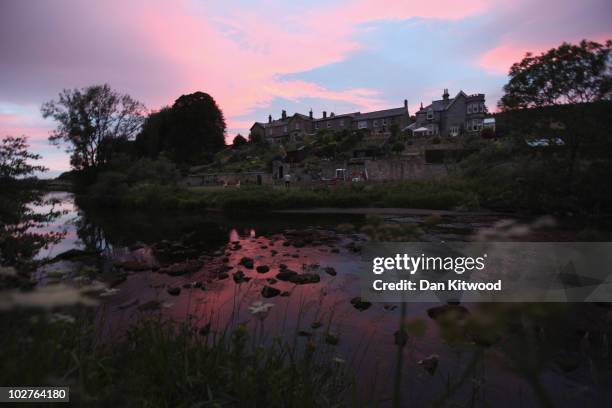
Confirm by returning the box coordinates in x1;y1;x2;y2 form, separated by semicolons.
99;288;120;297
248;301;274;320
49;313;76;324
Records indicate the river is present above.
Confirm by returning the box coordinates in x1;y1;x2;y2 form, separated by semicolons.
32;191;612;407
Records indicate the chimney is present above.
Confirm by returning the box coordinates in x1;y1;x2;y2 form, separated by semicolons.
330;112;335;117
420;102;423;110
282;110;287;120
309;109;313;119
404;99;408;109
443;88;449;101
323;111;327;119
268;114;272;123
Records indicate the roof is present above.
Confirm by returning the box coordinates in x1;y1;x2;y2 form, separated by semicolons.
353;107;407;120
483;117;496;124
313;112;358;122
413;127;429;132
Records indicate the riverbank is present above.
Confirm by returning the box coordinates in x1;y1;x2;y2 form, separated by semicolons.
79;178;482;213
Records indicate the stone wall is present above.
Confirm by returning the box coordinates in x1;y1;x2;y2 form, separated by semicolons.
183;172;272;186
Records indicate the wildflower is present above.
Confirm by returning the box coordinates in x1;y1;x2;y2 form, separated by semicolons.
248;301;274;320
49;313;76;324
99;288;119;297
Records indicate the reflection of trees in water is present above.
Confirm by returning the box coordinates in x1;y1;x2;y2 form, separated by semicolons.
75;212;109;252
75;207;228;251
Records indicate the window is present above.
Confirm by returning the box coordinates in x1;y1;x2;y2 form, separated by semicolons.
427;110;433;120
295;122;300;130
449;126;459;137
373;120;379;127
327;121;331;128
340;119;344;127
315;122;320;130
467;119;483;132
480;103;484;112
283;125;287;133
382;119;387;126
269;128;274;135
358;121;367;129
467;104;472;114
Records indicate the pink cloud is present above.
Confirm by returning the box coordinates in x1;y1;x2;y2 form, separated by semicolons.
479;33;612;74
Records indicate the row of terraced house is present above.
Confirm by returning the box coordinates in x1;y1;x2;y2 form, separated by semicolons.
249;89;493;144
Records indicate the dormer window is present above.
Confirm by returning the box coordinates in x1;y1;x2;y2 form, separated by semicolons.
427;110;433;120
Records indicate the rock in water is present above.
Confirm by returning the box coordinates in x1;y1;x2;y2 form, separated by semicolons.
276;269;298;281
167;287;181;296
261;285;280;298
324;266;337;276
239;257;254;269
256;265;270;273
350;297;372;311
426;304;469;321
289;273;320;285
418;354;439;375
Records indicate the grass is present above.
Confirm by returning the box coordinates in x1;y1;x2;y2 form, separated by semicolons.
187;179;480;214
0;307;353;407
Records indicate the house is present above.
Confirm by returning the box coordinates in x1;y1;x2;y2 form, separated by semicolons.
250;100;410;144
413;89;487;137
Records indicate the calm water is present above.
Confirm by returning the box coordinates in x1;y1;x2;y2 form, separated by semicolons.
33;192;612;407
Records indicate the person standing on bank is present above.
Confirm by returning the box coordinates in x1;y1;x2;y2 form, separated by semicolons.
284;173;291;188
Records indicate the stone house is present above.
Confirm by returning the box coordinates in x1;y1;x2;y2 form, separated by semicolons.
413;89;487;137
251;100;410;144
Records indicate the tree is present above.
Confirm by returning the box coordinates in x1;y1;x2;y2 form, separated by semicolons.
498;39;611;185
391;141;405;154
166;92;226;163
232;134;247;147
41;84;146;171
499;40;611;110
0;136;62;270
136;92;226;164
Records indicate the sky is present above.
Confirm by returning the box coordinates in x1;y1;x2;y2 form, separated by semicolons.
1;0;611;176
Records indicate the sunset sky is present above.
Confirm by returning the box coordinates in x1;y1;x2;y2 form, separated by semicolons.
1;0;611;176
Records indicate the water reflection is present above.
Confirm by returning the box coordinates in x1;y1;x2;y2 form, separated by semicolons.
35;192;612;407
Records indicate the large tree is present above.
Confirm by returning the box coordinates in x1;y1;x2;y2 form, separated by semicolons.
498;39;611;185
499;39;611;110
41;84;146;171
136;92;226;163
0;136;62;270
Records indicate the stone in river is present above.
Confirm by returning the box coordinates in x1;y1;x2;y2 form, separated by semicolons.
324;267;337;276
426;304;469;321
276;269;298;281
199;323;211;336
418;354;439;375
261;285;280;298
167;287;181;296
256;265;270;273
159;259;203;276
289;273;320;285
239;257;254;269
350;297;372;311
233;270;246;283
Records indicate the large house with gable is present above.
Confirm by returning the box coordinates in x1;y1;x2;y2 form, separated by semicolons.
411;89;487;137
250;100;411;144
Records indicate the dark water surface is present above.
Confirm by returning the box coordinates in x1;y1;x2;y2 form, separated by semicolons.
34;192;612;407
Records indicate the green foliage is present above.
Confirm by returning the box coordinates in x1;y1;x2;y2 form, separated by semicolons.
136;92;226;164
0;136;62;268
232;134;248;147
499;39;611;110
0;311;350;407
41;84;145;170
391;142;405;154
